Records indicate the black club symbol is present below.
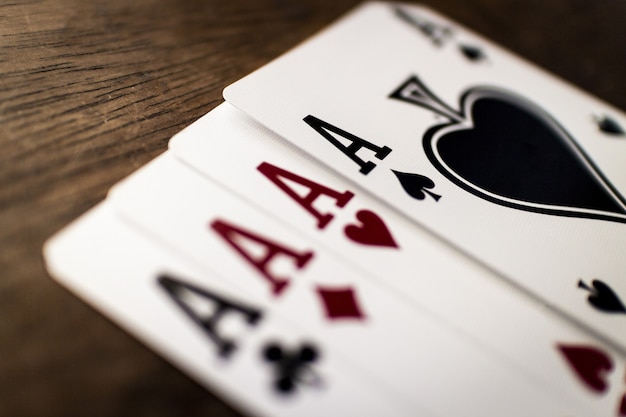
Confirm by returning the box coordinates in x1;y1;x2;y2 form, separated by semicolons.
262;342;321;394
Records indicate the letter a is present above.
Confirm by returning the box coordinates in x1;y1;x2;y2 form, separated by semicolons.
303;115;392;175
257;162;354;229
158;274;263;358
211;219;314;296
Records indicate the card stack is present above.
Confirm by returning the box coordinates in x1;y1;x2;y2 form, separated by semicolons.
45;3;626;416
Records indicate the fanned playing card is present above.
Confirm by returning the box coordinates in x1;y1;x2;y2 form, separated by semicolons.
223;2;626;355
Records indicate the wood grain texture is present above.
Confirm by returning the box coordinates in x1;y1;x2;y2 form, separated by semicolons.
1;1;624;416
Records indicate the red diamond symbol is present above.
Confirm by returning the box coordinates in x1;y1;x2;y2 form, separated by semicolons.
316;286;365;320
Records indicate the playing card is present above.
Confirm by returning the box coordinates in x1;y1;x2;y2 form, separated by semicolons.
223;2;626;355
169;102;626;415
43;202;413;417
107;150;620;416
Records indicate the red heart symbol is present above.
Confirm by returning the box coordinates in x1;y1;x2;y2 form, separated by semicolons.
558;344;613;393
344;210;398;248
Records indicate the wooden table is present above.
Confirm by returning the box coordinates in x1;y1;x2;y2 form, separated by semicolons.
2;1;625;415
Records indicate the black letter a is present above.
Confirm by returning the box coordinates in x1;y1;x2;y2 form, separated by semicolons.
304;115;391;175
158;274;263;358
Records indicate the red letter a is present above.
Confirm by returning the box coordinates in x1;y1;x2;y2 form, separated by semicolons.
258;162;354;229
211;219;314;296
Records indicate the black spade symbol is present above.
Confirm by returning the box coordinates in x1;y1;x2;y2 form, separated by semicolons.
578;279;626;314
390;76;626;223
459;44;486;62
595;115;625;136
392;170;441;201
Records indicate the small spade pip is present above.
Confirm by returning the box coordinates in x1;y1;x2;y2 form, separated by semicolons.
578;279;626;314
594;115;625;136
392;170;441;201
459;44;486;62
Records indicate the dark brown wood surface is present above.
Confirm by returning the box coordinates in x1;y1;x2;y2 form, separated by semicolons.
1;1;625;416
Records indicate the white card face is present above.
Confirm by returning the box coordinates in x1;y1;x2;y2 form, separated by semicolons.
169;102;626;415
223;2;626;354
43;203;414;417
107;151;622;416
